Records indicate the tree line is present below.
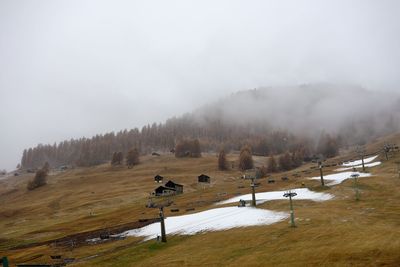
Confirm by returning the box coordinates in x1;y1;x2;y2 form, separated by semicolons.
20;114;340;169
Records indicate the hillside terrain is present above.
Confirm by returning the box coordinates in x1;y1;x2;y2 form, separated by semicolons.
19;85;400;170
1;133;400;266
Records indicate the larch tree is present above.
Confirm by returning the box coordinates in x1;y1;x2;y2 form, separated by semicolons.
126;148;140;168
279;152;293;171
27;163;49;190
239;145;253;171
218;149;228;170
267;155;278;172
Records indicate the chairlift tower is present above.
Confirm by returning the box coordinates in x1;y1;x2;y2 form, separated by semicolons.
283;191;297;227
313;155;325;186
318;161;325;186
382;143;394;161
244;170;258;207
159;207;167;242
355;146;366;172
250;177;256;207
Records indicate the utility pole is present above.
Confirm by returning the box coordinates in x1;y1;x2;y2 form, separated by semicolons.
318;161;325;186
383;143;393;161
351;173;360;201
356;146;366;172
250;177;256;207
159;207;167;242
283;191;297;227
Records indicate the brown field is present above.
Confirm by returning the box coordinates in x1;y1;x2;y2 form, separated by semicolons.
1;134;400;266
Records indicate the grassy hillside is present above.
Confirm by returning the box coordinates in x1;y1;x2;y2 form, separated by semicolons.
1;134;400;266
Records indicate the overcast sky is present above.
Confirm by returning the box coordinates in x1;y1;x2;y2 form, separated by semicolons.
0;0;399;170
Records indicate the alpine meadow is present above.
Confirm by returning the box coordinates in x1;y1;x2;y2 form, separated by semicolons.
1;1;400;267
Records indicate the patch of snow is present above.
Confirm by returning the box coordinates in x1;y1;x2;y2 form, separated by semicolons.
122;207;288;240
335;161;381;171
310;171;372;186
341;155;378;167
217;188;333;205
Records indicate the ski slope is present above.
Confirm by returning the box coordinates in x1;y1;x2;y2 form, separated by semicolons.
335;161;381;171
122;207;288;240
309;171;372;186
217;188;333;205
341;155;378;167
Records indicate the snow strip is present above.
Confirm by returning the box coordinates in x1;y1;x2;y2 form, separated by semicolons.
122;207;288;240
310;171;372;186
217;188;333;205
341;155;378;167
335;161;381;172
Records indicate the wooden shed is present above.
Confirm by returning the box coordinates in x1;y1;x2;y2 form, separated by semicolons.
165;180;183;194
154;175;164;183
154;186;176;196
198;174;211;183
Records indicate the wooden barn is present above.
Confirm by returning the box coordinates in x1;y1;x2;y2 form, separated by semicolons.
154;186;176;196
198;174;211;183
165;180;183;194
154;175;164;183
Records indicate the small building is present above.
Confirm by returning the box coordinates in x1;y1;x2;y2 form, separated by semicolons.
198;174;210;183
154;186;176;196
60;165;68;171
154;175;164;183
165;180;183;194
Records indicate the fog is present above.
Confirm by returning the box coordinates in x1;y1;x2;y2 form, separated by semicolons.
195;84;400;137
1;0;400;170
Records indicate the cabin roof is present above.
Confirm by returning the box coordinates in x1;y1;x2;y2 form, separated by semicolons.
165;180;183;187
155;185;176;191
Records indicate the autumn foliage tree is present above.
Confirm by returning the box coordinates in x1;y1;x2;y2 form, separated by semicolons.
279;152;293;171
43;161;50;172
218;149;228;170
27;163;48;190
256;165;268;178
239;145;253;171
111;152;123;165
267;155;278;173
317;133;339;158
126;148;140;168
175;139;202;158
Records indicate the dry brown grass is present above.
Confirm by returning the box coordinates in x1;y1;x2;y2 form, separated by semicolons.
1;136;400;266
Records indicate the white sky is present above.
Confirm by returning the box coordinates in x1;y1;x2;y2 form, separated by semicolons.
0;0;399;170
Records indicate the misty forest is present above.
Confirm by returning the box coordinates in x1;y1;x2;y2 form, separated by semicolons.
21;85;400;169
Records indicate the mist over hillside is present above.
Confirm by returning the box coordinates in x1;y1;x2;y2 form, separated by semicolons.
19;84;400;169
194;84;400;142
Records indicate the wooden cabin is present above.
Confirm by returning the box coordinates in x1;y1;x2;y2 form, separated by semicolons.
154;175;164;183
154;186;176;196
165;180;183;194
198;174;210;183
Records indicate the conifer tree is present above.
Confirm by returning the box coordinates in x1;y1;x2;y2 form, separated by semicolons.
279;152;293;171
126;148;140;168
239;145;253;171
267;155;278;172
218;149;228;170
